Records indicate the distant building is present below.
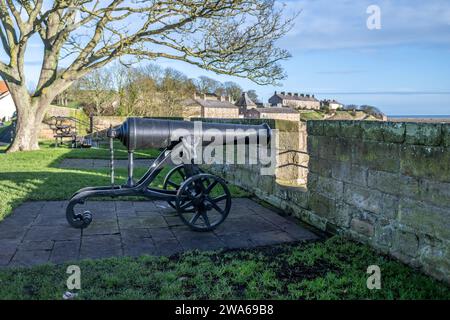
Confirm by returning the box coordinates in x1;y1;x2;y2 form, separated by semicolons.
183;93;239;119
235;92;257;115
321;99;344;110
268;91;320;110
0;81;16;121
246;107;300;122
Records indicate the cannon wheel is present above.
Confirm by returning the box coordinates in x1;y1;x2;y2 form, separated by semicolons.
175;174;231;232
162;165;204;209
162;165;187;209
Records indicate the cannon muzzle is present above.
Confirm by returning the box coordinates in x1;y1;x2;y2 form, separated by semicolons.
108;118;271;151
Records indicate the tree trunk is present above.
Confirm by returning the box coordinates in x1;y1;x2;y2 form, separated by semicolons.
6;86;47;153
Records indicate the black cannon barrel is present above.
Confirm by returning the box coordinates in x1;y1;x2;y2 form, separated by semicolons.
108;118;271;151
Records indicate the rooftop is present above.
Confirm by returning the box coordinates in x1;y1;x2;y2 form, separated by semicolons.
235;92;256;108
0;81;9;95
254;107;299;114
185;98;238;109
273;91;318;102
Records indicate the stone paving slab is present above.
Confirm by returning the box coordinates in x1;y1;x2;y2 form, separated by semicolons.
0;198;319;267
58;158;152;169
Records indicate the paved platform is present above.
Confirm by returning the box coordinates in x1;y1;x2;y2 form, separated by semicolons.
0;199;319;268
59;158;152;169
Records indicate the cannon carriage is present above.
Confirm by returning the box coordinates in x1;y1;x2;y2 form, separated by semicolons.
66;118;271;232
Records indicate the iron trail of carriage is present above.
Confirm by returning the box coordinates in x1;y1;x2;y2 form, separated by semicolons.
66;118;271;232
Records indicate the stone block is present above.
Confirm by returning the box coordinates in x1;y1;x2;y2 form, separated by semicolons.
361;121;384;141
331;161;368;187
367;170;419;197
344;184;399;219
351;218;374;238
314;176;344;200
307;136;320;158
383;122;406;143
392;230;419;258
318;136;338;160
257;175;275;195
443;125;450;147
352;141;400;172
418;240;450;283
50;240;80;264
309;158;332;178
419;179;450;208
400;145;450;182
287;187;309;210
374;224;394;249
80;234;122;260
399;198;450;240
340;121;363;139
323;121;341;137
306;120;324;136
334;138;352;162
332;203;354;228
309;192;336;219
405;123;443;146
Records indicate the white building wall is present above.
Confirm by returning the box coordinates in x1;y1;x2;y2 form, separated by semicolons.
0;93;16;121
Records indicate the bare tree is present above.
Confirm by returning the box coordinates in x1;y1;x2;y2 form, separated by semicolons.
195;76;222;95
247;89;259;103
0;0;293;152
75;68;117;115
224;81;243;101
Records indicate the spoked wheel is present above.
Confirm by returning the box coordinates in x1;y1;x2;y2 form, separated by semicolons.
175;174;231;232
163;165;204;209
163;165;187;209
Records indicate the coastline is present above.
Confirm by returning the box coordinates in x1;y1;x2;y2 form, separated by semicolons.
388;115;450;123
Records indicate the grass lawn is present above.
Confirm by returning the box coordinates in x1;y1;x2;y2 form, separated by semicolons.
0;142;248;221
0;236;449;300
0;141;449;300
0;121;11;136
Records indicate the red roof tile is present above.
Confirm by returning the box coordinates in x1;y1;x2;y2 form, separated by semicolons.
0;81;9;95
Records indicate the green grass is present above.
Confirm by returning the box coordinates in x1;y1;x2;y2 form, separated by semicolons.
0;142;249;221
39;140;161;159
299;111;325;121
0;122;11;136
0;236;448;300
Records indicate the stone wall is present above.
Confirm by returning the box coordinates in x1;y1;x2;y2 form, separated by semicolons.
192;118;308;186
40;106;84;139
209;119;450;283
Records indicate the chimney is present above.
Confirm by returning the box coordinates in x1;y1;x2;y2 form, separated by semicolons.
288;92;292;96
306;94;310;98
220;96;225;102
281;91;286;95
274;91;277;95
203;93;207;100
301;94;304;97
312;94;315;98
294;93;299;97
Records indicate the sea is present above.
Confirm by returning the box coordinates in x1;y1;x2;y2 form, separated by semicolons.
388;115;450;123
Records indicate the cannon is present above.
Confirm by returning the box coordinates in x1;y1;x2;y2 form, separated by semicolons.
66;118;271;232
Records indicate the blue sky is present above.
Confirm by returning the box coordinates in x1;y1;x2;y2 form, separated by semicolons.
7;0;450;115
158;0;450;115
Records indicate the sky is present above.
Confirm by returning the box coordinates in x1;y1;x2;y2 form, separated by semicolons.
5;0;450;116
